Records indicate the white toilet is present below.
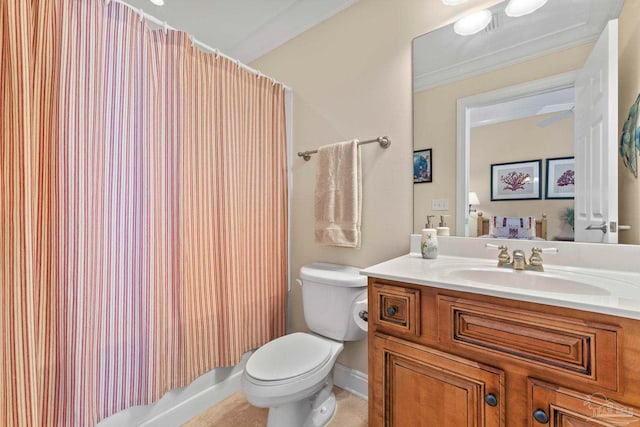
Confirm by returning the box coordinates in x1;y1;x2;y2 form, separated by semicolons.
241;262;368;427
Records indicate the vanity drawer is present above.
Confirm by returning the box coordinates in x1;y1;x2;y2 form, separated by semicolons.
438;297;619;390
372;283;420;336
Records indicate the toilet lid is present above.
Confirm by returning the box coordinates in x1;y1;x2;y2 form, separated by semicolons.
246;333;332;381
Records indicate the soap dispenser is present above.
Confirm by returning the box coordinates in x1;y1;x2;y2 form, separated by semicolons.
421;215;438;259
437;215;450;236
425;215;435;229
421;227;438;259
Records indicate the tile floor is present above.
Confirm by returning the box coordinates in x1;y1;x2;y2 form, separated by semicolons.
182;386;367;427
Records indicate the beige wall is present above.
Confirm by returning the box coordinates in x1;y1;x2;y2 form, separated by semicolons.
413;43;592;234
618;0;640;244
251;0;503;373
469;113;574;240
249;0;635;374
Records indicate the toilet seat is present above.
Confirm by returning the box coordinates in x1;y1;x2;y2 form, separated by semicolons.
245;333;333;384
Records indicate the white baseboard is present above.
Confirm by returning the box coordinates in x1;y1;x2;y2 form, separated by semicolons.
332;363;368;400
97;353;251;427
137;363;246;427
97;355;368;427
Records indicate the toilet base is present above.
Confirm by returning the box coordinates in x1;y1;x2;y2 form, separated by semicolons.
266;379;336;427
307;391;336;427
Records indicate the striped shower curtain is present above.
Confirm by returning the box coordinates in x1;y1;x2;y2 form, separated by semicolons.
1;1;288;425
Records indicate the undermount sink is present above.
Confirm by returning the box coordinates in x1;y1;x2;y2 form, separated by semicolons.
443;267;611;296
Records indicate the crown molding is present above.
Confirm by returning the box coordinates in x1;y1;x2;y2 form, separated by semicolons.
232;0;359;64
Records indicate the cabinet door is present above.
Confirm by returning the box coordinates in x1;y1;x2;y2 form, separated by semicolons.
371;334;504;427
529;379;640;427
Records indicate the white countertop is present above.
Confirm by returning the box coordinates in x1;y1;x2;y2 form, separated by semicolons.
361;254;640;320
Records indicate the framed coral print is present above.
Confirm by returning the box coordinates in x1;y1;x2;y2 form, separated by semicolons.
491;160;541;201
413;149;432;183
546;157;575;199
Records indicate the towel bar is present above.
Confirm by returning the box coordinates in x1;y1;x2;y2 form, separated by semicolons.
297;136;391;161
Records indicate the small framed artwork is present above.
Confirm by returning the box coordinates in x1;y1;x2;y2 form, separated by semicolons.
546;157;575;199
413;149;432;183
491;159;542;201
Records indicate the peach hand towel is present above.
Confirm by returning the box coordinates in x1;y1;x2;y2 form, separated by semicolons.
314;140;361;248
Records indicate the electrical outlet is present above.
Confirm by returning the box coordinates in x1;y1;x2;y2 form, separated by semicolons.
432;199;449;211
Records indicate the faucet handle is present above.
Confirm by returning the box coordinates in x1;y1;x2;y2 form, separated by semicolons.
538;247;559;254
530;246;558;258
498;246;511;266
529;248;544;267
486;243;510;266
485;243;508;251
529;247;558;270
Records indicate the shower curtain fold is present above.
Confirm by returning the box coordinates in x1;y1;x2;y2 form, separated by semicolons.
0;1;288;425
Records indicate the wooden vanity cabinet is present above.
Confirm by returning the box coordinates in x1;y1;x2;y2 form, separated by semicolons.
368;278;640;427
372;334;504;427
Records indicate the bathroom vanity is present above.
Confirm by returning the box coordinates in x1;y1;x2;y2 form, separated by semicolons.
363;245;640;426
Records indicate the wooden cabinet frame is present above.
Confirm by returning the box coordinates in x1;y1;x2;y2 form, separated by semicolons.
368;278;640;426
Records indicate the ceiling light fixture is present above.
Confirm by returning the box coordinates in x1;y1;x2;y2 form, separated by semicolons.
453;10;492;36
149;0;164;6
505;0;548;17
441;0;469;5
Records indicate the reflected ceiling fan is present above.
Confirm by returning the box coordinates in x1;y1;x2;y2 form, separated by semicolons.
537;106;575;128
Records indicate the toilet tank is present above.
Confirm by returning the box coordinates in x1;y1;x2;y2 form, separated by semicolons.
299;263;367;341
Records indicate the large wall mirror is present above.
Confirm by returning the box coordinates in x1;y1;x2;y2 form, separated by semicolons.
413;0;640;245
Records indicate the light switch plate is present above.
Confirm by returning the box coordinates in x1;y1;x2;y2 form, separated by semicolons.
432;199;449;211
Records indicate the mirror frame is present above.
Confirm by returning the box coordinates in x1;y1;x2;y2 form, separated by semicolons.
455;71;577;236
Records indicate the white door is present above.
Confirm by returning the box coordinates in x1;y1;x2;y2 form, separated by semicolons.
574;19;618;244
